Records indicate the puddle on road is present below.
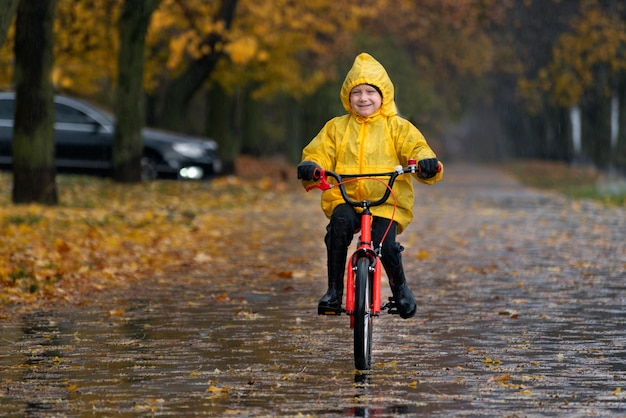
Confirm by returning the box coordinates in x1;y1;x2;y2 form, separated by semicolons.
1;271;625;417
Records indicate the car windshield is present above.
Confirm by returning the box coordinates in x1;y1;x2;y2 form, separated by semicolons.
0;94;116;127
56;103;98;124
55;99;115;126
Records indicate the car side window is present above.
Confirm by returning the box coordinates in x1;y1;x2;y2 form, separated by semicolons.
55;103;97;124
0;99;14;120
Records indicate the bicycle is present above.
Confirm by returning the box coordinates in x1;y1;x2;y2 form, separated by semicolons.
306;159;440;370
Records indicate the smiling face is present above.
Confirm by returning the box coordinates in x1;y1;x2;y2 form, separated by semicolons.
349;84;382;117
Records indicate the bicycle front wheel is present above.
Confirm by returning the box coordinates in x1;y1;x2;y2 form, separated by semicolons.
354;257;373;370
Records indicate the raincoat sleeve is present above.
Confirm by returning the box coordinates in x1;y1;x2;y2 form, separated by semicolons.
299;118;340;188
393;118;443;185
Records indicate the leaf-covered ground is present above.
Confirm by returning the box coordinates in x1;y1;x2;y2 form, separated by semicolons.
0;161;625;416
0;156;298;312
0;158;623;313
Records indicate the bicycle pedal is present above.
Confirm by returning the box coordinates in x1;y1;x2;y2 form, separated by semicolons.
318;306;343;316
384;297;400;315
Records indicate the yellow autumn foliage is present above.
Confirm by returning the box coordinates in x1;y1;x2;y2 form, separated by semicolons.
0;170;295;311
0;0;515;104
520;1;626;108
224;36;258;65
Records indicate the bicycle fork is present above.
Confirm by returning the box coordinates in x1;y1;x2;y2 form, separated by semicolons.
345;212;382;323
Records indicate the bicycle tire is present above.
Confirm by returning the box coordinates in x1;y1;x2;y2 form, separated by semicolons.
354;257;373;370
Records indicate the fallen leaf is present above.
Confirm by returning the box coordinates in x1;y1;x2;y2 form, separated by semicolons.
207;385;228;393
493;373;511;382
108;308;125;317
415;250;430;260
213;292;230;302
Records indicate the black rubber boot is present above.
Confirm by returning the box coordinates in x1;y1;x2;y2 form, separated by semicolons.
319;205;358;315
389;279;416;319
317;285;342;315
384;245;417;319
318;249;347;315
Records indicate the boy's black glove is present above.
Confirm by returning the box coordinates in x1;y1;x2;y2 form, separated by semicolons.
297;161;322;181
418;158;440;178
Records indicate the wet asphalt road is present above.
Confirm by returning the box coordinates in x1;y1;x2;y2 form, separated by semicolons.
1;164;625;417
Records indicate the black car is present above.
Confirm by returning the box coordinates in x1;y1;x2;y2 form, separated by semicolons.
0;92;222;180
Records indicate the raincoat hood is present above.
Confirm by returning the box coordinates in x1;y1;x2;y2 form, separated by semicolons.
301;52;443;234
340;53;398;117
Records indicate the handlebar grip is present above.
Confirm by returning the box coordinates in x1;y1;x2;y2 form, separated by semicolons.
305;169;334;192
415;160;442;178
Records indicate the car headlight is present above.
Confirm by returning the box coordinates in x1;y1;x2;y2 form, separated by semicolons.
179;166;204;179
203;140;218;151
172;143;206;158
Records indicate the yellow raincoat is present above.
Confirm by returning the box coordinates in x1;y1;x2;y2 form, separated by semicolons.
301;53;443;234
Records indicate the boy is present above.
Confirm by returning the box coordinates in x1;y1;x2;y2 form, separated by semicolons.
298;53;443;319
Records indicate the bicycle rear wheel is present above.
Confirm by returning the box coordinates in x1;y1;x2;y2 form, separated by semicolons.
354;257;373;370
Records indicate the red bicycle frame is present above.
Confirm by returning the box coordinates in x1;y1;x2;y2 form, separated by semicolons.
345;209;382;320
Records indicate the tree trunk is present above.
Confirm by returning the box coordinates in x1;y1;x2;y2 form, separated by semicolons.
569;105;582;162
156;0;237;132
610;92;619;156
206;84;237;174
585;94;611;167
113;0;161;183
618;83;626;169
0;0;20;46
241;86;261;155
285;96;301;164
12;0;57;204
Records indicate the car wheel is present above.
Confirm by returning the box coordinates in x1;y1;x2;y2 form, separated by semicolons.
141;156;158;181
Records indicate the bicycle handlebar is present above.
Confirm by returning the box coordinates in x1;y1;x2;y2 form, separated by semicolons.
305;159;442;209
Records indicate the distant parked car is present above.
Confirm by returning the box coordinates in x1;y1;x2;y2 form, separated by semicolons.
0;92;222;180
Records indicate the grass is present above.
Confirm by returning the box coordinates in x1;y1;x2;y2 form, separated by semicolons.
500;160;626;206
